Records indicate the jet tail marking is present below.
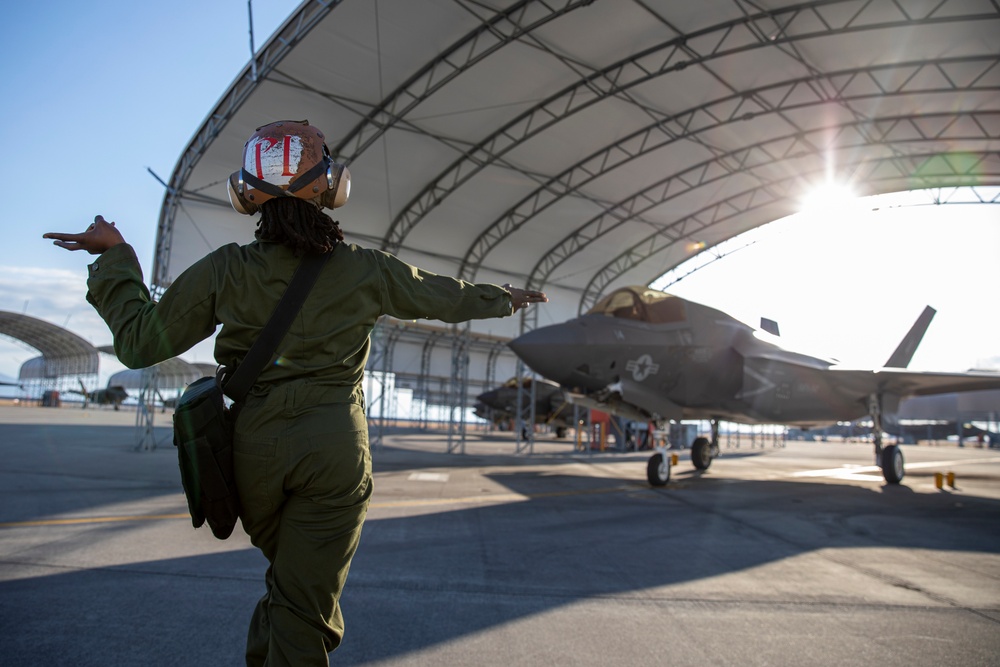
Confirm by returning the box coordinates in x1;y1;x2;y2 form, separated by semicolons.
884;305;936;368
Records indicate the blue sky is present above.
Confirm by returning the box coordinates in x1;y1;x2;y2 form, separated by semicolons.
0;0;997;388
0;0;301;383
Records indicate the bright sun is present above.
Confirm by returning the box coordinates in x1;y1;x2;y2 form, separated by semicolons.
799;182;858;215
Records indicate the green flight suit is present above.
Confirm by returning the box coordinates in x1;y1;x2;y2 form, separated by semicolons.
85;238;513;666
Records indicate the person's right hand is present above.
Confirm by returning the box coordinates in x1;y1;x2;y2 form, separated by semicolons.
503;284;548;313
44;215;126;255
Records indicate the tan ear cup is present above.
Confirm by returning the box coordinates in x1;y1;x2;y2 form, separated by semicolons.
227;172;260;215
318;163;351;210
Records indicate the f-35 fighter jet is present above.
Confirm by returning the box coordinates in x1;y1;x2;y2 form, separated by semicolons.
509;286;1000;485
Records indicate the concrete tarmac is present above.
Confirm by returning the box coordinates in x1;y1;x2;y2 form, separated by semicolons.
1;405;999;666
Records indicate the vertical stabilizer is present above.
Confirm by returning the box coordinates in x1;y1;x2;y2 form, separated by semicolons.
884;306;936;368
760;317;780;336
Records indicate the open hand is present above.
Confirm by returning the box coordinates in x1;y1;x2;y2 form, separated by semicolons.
503;284;548;313
44;215;126;255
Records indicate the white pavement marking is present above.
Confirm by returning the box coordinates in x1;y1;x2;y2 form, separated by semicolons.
407;472;450;482
791;456;1000;480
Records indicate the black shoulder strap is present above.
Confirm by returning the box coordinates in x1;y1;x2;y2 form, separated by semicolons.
222;250;332;402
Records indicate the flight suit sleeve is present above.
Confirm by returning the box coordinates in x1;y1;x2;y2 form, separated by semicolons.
374;250;513;323
85;243;220;369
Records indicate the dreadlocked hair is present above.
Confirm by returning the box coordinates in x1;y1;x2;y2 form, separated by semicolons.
256;197;345;256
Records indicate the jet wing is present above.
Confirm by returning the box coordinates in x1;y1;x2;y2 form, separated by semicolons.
829;367;1000;397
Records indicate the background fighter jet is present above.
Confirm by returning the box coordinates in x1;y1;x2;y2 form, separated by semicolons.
789;419;996;445
474;377;572;438
509;286;1000;485
788;388;1000;444
67;379;129;410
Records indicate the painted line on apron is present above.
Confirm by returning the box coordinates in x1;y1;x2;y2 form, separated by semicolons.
370;485;632;509
0;486;635;528
0;513;190;528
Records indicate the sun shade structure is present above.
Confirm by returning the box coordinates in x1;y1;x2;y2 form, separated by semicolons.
156;0;1000;312
108;357;207;390
0;311;99;378
153;0;1000;409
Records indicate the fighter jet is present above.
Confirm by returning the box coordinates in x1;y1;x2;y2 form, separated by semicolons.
508;286;1000;485
890;388;999;444
788;418;995;444
67;379;129;410
474;377;572;438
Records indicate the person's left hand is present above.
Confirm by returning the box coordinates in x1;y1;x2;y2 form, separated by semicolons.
504;284;548;313
44;215;126;255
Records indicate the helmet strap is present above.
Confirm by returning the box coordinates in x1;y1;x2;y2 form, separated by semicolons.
240;169;294;199
240;154;333;200
287;155;333;194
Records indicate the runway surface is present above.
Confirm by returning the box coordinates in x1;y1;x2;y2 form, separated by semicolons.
1;405;998;666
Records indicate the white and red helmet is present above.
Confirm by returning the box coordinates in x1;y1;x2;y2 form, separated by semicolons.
227;120;351;215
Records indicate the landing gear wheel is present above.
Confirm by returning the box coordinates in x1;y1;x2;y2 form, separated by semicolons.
646;453;671;486
881;444;904;484
691;437;713;470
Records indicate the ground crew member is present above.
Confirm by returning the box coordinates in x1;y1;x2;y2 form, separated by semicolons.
44;119;547;666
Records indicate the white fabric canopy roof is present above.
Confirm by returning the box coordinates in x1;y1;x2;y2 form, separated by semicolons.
154;0;1000;382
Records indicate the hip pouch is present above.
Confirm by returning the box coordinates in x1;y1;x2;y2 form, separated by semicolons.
173;375;241;540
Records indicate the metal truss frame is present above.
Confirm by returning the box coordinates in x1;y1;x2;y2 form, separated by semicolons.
511;111;1000;330
330;0;595;162
418;331;444;428
446;324;472;454
382;0;1000;255
458;59;1000;285
576;150;1000;313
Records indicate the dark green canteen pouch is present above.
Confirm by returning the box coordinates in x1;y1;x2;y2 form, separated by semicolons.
173;375;241;540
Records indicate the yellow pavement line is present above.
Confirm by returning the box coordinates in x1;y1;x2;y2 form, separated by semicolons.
0;513;190;528
0;486;633;528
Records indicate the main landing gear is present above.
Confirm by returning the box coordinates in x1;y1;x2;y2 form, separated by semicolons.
869;393;904;484
646;419;722;486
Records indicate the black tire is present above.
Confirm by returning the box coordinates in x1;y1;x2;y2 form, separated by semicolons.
555;427;567;439
646;453;671;486
691;437;712;470
881;444;905;484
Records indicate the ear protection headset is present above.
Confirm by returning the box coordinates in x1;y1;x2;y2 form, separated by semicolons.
227;120;351;215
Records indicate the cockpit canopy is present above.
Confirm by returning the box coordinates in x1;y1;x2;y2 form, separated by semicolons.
588;286;687;324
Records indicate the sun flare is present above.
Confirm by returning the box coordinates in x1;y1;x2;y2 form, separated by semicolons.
799;182;857;214
800;183;857;213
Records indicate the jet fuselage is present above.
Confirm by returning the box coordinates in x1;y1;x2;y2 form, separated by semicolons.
510;291;870;426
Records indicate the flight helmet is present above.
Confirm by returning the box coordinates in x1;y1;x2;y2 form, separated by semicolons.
227;119;351;215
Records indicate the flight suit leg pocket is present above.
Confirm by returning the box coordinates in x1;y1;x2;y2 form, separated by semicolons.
234;436;279;515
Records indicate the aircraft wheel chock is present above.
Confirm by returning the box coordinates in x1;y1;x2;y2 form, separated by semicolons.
647;453;671;486
691;437;712;470
881;444;904;484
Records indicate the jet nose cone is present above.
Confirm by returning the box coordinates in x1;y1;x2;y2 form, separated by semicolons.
508;323;585;385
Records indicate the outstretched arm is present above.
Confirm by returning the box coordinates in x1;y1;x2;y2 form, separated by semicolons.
503;284;548;313
375;250;548;322
43;215;126;255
